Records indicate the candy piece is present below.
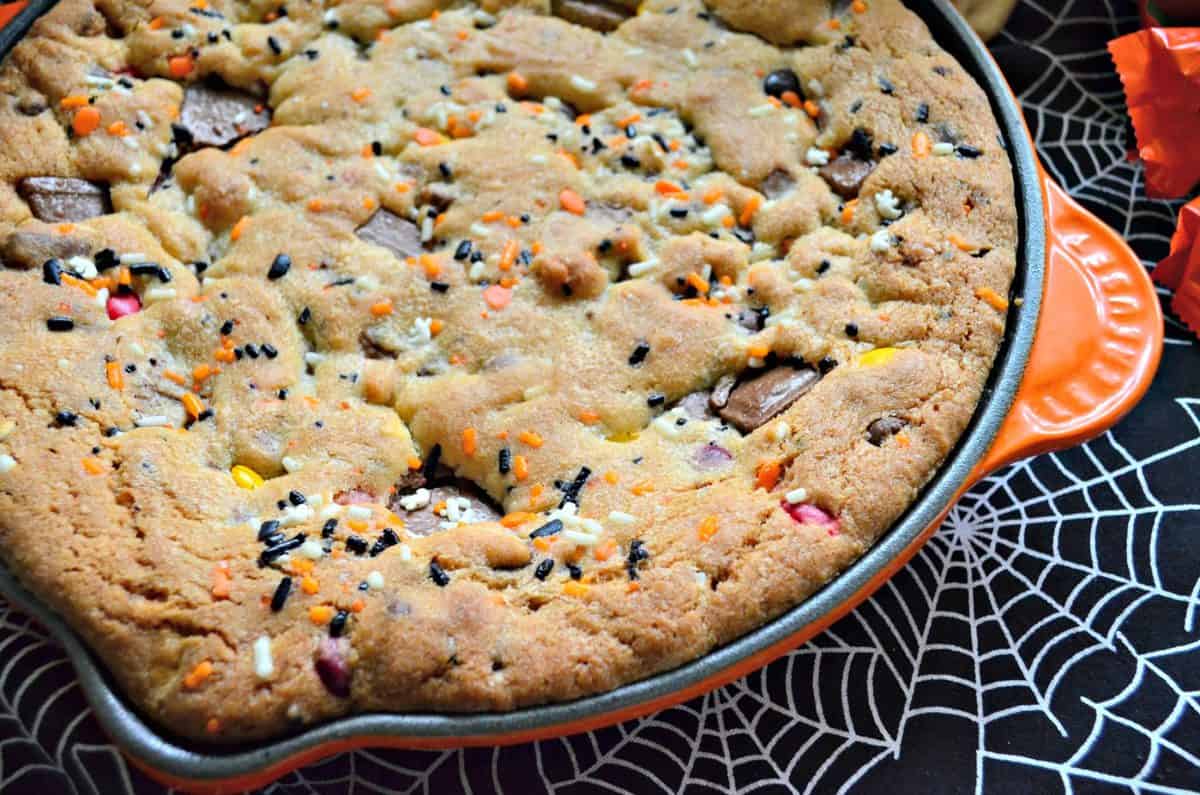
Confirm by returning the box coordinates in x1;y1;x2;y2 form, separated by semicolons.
179;81;270;149
781;501;840;535
17;177;110;222
818;154;875;199
355;209;423;261
552;0;632;32
1;231;90;270
231;464;264;490
867;416;907;446
717;367;820;432
106;291;141;320
388;480;501;536
315;637;351;697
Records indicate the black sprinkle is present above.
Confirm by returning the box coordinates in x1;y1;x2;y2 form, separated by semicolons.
567;564;583;580
329;610;349;637
877;142;898;157
345;535;368;555
534;559;554;580
652;133;670;153
431;281;450;293
845;322;859;338
846;128;874;160
94;249;119;271
267;253;292;280
262;343;278;359
878;77;895;95
42;259;62;285
270;576;292;611
298;306;311;325
245;343;260;359
626;539;649;579
647;393;666;407
257;519;281;542
915;102;929;123
558;466;591;508
530;519;563;539
259;533;305;566
322;518;338;538
620;154;641;169
46;316;75;332
430;560;450;587
54;411;77;427
288;490;306;506
438;162;452;179
818;356;839;374
816;259;831;275
628;342;650;366
956;144;982;159
454;240;472;261
220;319;235;336
267;35;282;55
498;446;511;475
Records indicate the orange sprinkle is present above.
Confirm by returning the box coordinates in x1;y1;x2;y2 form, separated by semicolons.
803;99;821;119
210;563;231;599
578;410;601;425
852;0;867;11
616;112;642;127
419;254;441;279
697;514;719;542
563;581;589;597
530;483;544;499
559;188;586;215
309;605;334;625
575;114;592;127
483;284;512;310
168;54;194;79
702;187;724;204
82;456;106;475
630;480;654;496
482;210;505;223
506;71;528;93
214;348;235;364
149;15;166;29
107;120;129;137
192;364;212;382
60;95;89;109
518;430;543;448
60;273;97;296
455;29;470;41
346;518;368;533
230;216;248;241
603;470;618;485
395;182;412;194
291;558;316;576
72;106;101;137
828;18;842;29
351;87;372;103
747;343;770;359
593;539;618;562
948;233;978;252
407;455;422;470
370;299;394;316
755;460;782;491
183;660;213;689
500;512;535;528
685;272;710;295
300;575;320;595
912;130;932;158
721;215;736;229
533;537;552;552
512;455;529;481
655;180;682;196
499;239;520;271
840;199;859;225
350;599;365;613
105;360;127;390
975;287;1009;312
780;90;802;108
429;318;444;336
462;427;478;457
627;581;641;593
894;432;911;448
181;392;205;419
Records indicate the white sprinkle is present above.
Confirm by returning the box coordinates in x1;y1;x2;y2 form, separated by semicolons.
785;487;809;504
683;48;698;67
870;229;894;253
421;215;434;243
608;510;636;526
119;252;147;264
412;317;434;343
281;455;303;473
398;544;413;562
473;9;496;25
793;278;814;292
626;259;658;277
748;104;775;118
932;141;955;156
143;286;177;302
399;488;431;511
805;147;830;166
0;454;15;474
875;189;904;220
366;570;385;589
570;74;597;92
134;414;170;427
750;242;775;262
121;136;140;150
299;539;325;559
347;505;373;521
279;502;314;527
468;261;487;281
528;154;548;165
68;256;97;279
85;74;115;87
701;204;730;225
562;529;600;547
373;162;390;180
580;517;604;535
304;352;326;366
773;422;790;441
95;287;109;308
253;636;274;680
57;359;70;369
323;8;338;24
694;570;708;588
320;503;343;519
469;222;491;237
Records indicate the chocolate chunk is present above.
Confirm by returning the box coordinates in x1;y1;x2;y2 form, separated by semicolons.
388;480;501;537
355;209;423;261
818;154;875;199
761;169;795;200
867;416;907;446
552;0;632;31
17;178;110;223
718;366;820;432
179;81;270;148
1;231;90;270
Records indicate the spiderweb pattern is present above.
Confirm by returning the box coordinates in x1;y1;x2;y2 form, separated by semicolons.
1;1;1198;793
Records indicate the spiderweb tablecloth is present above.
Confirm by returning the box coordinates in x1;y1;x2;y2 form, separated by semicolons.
2;1;1197;792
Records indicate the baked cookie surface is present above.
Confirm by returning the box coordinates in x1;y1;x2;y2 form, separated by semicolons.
0;0;1015;741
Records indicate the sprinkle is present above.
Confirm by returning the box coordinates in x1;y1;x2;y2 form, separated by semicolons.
253;636;274;679
267;254;292;280
805;148;831;166
72;106;101;136
875;189;903;220
857;347;898;367
399;488;431;511
518;430;543;448
309;605;334;625
563;581;589;597
106;361;125;390
975;287;1009;312
911;131;932;158
570;74;597;92
506;72;528;93
82;456;106;475
366;570;385;589
351;87;372;103
168;54;194;79
370;300;394;316
483;284;511;310
429;561;450;586
181;393;205;420
870;229;893;253
628;342;650;366
281;456;303;473
785;487;809;504
231;464;265;490
773;422;790;441
133;414;170;427
559;188;586;215
608;510;636;526
0;455;15;474
530;519;563;538
697;515;719;542
46;316;75;332
182;660;213;689
756;460;782;490
462;427;478;456
513;455;529;481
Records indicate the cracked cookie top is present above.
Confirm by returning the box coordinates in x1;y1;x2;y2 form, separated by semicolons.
0;0;1016;741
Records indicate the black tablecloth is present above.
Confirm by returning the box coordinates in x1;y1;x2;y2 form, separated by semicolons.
4;1;1197;792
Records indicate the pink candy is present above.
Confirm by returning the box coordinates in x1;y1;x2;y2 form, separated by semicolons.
315;637;351;697
781;501;841;536
106;292;141;320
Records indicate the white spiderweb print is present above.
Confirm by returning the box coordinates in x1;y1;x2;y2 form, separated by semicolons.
3;1;1200;793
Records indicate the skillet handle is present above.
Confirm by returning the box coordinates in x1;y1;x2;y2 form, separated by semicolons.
969;170;1163;481
0;3;25;29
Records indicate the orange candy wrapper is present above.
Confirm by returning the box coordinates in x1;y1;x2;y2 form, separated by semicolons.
1155;198;1200;336
1108;27;1200;199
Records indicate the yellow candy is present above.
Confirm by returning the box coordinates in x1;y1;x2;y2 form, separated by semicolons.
856;347;899;368
230;464;265;490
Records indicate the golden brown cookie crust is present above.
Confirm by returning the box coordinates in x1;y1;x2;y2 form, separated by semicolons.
0;0;1015;741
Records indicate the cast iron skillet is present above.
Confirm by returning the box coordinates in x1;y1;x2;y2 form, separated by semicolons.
0;0;1162;790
